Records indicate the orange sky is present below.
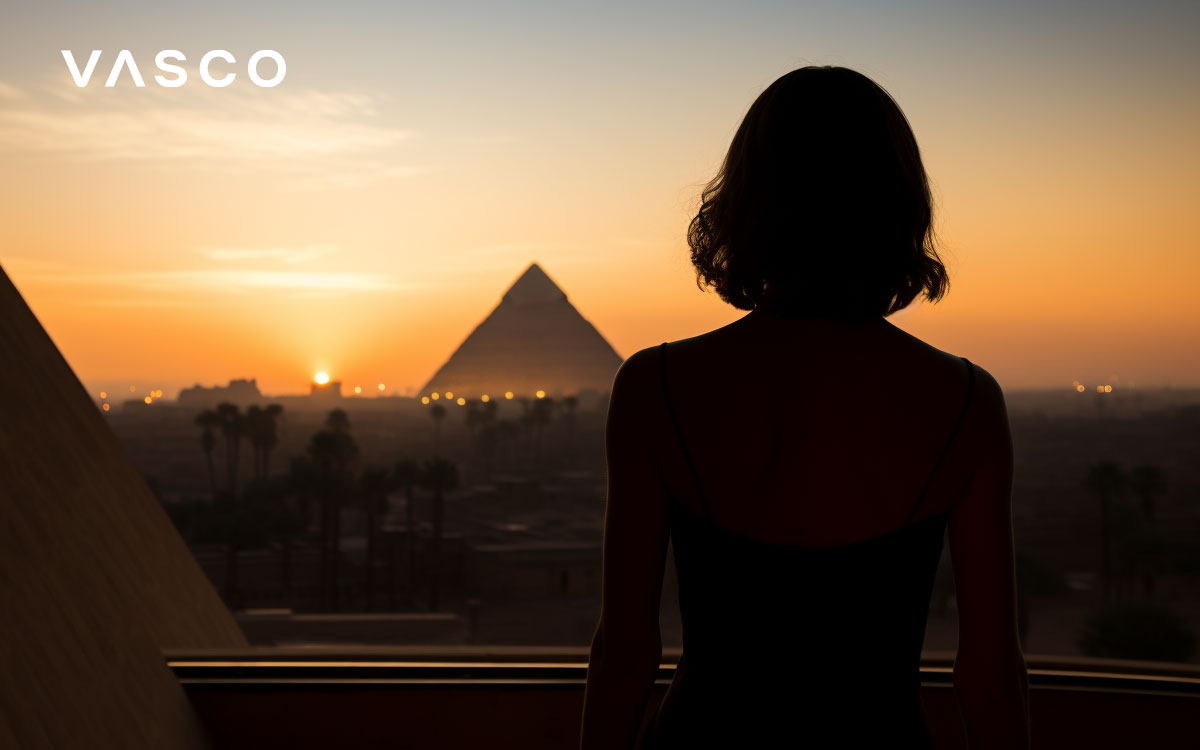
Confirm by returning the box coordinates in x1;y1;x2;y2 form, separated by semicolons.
2;1;1198;396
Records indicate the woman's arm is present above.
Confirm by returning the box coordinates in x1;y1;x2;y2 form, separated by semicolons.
580;349;673;749
948;366;1030;749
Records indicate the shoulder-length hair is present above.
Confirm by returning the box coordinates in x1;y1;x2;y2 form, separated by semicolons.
688;66;948;319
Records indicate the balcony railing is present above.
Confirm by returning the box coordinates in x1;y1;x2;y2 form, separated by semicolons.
169;648;1200;749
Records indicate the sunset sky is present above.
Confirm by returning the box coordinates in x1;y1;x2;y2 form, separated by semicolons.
1;0;1198;398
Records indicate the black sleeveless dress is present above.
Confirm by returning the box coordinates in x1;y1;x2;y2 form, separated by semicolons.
640;342;975;749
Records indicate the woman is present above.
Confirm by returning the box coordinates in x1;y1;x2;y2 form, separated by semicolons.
580;67;1029;748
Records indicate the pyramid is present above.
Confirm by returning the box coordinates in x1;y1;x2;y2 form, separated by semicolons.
0;263;245;747
420;263;624;398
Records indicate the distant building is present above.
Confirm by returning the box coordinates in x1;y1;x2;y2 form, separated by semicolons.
177;378;264;408
467;541;601;601
420;262;623;399
310;380;343;400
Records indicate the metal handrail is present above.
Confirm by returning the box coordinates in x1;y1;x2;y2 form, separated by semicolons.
166;649;1200;696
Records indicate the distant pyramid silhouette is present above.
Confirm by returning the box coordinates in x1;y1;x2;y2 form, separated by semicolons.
421;262;623;398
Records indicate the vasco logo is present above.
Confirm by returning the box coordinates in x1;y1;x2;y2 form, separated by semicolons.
61;49;286;88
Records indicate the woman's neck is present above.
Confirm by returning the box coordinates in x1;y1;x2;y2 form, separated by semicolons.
742;305;885;331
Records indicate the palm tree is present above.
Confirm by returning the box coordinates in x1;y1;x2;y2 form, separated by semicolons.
464;399;499;477
531;396;554;473
326;408;351;433
214;490;242;609
1129;465;1165;524
216;402;244;495
1084;461;1126;600
244;404;284;481
260;404;283;478
429;403;447;457
208;484;272;610
480;398;498;425
286;454;323;605
194;409;220;499
420;458;459;611
271;472;307;609
306;411;359;610
287;454;319;534
464;400;483;444
245;405;265;480
516;397;534;461
561;395;579;465
232;477;304;610
1128;464;1167;595
478;423;500;483
358;465;392;612
496;418;519;468
392;459;421;608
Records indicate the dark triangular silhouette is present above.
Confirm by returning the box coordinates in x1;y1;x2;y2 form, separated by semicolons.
420;262;623;398
0;262;245;748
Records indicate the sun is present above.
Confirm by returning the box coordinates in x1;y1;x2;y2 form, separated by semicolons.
314;371;330;385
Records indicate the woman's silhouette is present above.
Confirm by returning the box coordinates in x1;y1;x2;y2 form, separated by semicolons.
580;67;1030;748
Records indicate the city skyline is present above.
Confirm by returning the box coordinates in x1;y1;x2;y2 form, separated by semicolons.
64;256;1166;403
24;254;1191;401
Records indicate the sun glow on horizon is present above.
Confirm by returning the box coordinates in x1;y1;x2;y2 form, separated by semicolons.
314;371;330;385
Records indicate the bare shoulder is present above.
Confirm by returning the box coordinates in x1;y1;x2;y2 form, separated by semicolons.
964;362;1010;457
882;320;964;372
882;322;1009;446
887;322;1002;394
610;345;661;401
605;345;665;438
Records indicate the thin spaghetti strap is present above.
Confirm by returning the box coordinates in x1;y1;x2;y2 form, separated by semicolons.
659;342;712;518
905;357;975;526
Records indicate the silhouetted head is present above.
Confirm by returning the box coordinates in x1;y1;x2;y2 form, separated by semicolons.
688;66;947;319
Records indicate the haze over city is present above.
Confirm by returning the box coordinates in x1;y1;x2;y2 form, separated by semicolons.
1;0;1198;397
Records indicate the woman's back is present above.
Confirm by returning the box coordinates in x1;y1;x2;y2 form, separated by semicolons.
639;314;976;747
654;311;977;541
